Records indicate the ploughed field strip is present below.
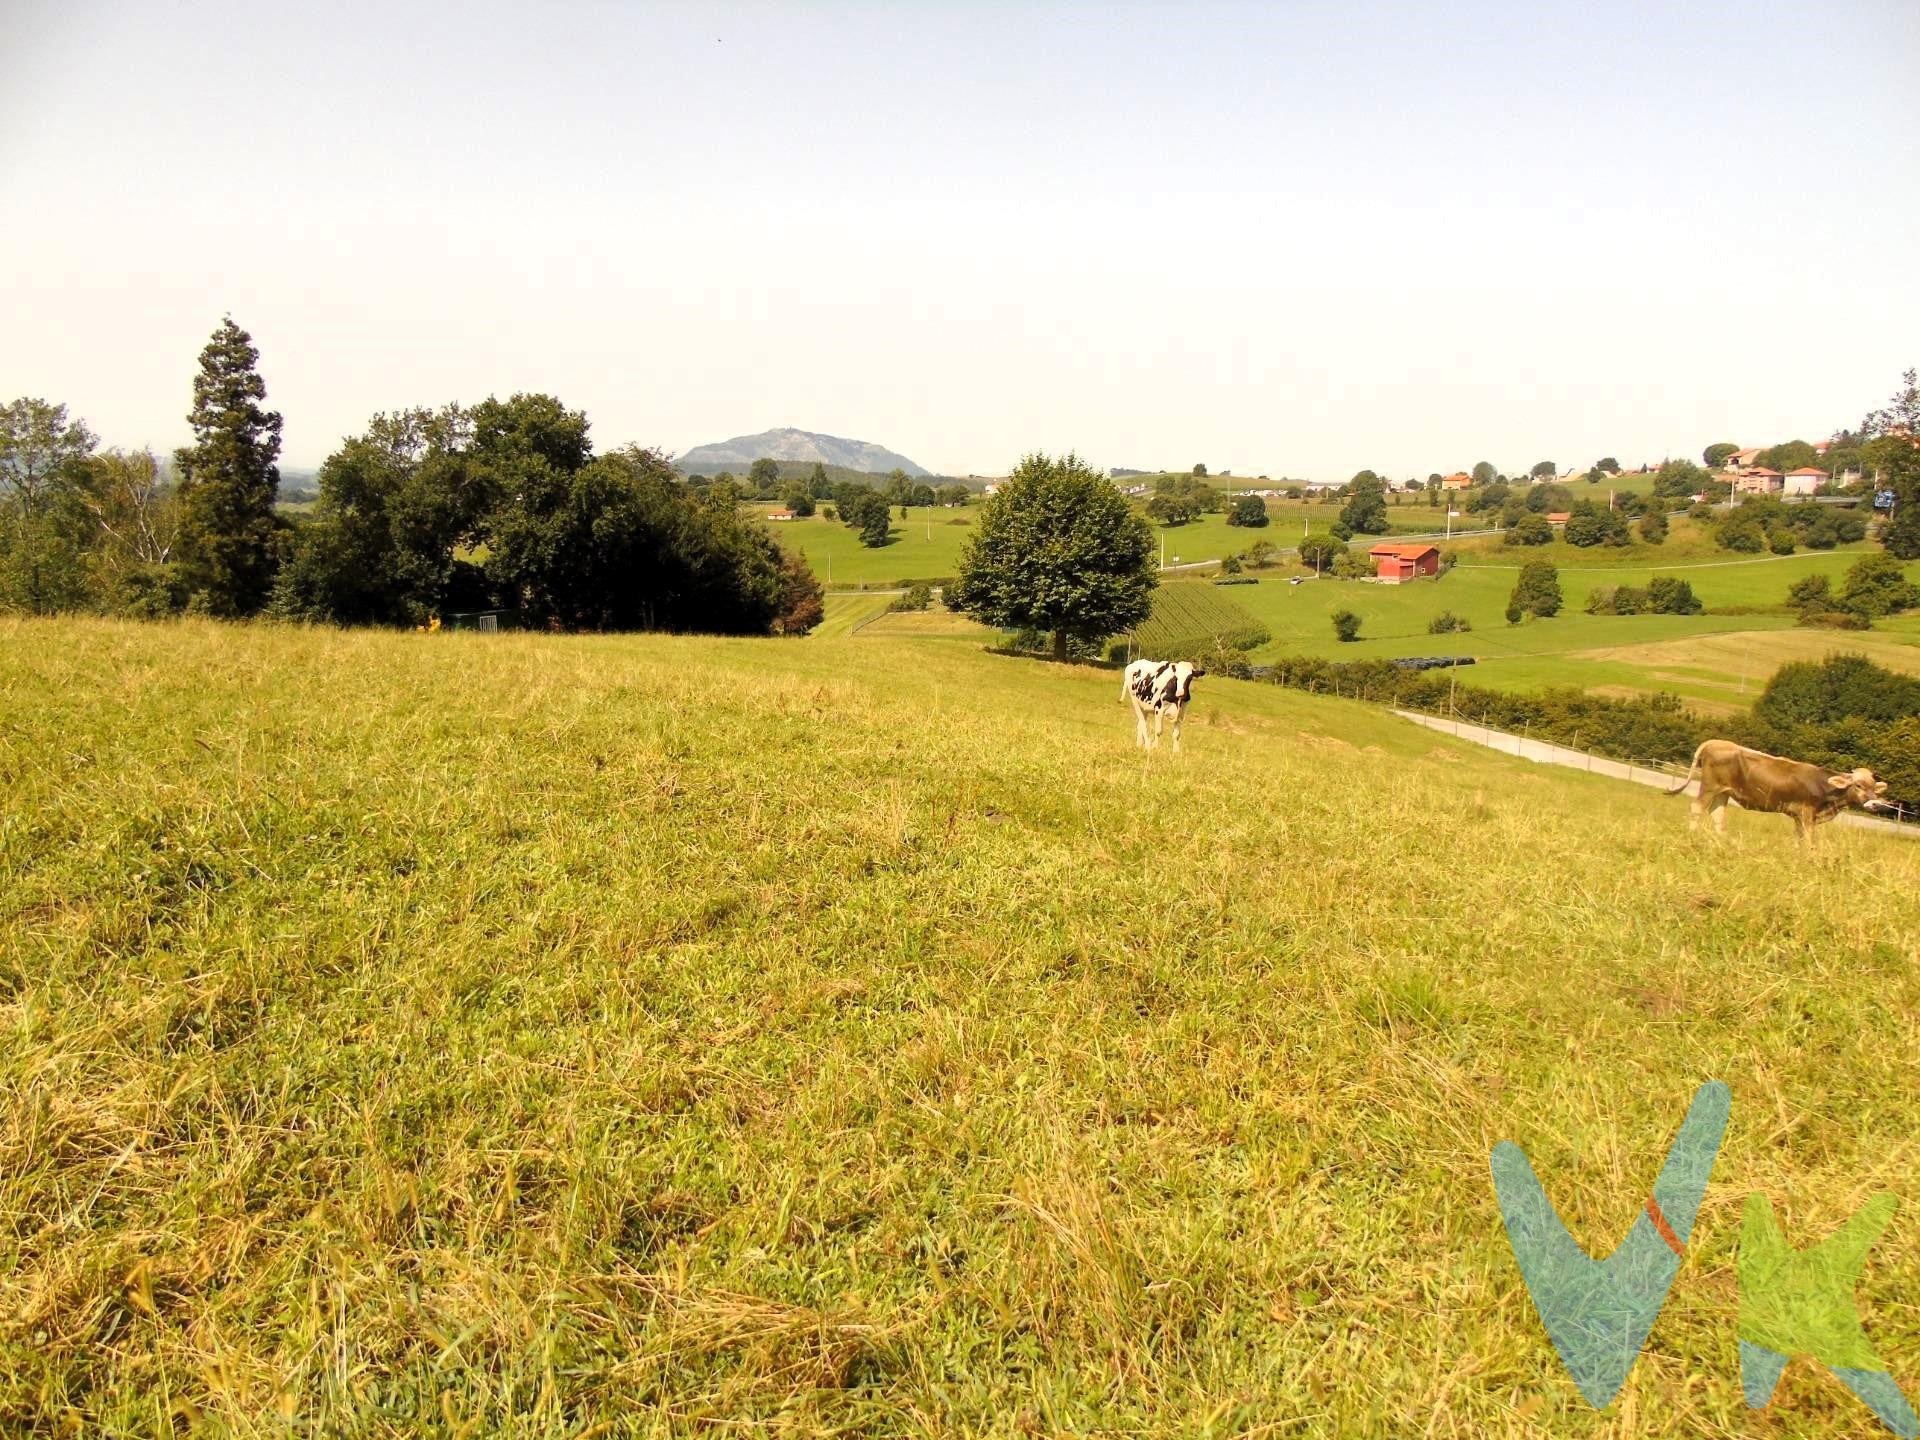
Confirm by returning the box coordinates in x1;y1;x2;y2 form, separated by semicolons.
5;619;1920;1435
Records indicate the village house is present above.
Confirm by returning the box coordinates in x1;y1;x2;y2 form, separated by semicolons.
1544;511;1571;527
1734;468;1785;496
1783;467;1828;497
1724;447;1764;473
1369;543;1441;583
1440;472;1473;490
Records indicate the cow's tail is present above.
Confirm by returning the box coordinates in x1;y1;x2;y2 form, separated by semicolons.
1120;666;1131;702
1664;744;1706;796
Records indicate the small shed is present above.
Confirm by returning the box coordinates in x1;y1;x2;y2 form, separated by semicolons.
1545;511;1571;526
1369;543;1441;583
766;509;798;521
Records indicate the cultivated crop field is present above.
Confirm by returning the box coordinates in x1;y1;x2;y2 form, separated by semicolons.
1129;585;1270;657
6;620;1920;1435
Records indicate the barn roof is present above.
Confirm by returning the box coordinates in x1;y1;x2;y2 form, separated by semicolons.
1368;543;1439;559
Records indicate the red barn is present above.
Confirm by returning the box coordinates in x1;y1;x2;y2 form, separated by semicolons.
1369;543;1440;582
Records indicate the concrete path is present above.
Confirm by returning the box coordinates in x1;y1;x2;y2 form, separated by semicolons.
1394;710;1919;840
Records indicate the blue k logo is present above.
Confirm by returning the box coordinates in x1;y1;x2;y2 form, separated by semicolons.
1490;1080;1731;1408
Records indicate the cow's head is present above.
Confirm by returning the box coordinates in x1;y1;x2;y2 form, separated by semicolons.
1827;768;1893;812
1173;661;1200;704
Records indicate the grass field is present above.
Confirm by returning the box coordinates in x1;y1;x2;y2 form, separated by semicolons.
755;499;1453;585
1130;585;1269;657
6;618;1920;1435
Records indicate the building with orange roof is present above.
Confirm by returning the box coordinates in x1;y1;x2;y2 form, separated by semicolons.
1368;542;1441;582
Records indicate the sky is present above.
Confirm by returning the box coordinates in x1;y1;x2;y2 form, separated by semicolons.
3;1;1917;482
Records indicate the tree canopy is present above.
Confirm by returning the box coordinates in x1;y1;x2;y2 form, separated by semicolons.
1510;559;1562;617
947;452;1155;661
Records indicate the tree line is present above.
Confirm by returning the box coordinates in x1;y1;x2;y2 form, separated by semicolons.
1;319;825;635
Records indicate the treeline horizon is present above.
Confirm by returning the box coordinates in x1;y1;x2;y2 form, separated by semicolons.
0;319;830;636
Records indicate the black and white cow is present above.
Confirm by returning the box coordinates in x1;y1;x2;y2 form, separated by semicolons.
1122;658;1201;753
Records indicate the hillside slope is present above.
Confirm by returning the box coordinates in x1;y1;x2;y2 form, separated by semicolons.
5;620;1918;1434
678;426;929;477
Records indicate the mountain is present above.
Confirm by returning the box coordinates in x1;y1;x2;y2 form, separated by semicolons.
676;427;929;478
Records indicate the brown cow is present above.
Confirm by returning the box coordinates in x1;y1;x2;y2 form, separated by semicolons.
1665;739;1891;846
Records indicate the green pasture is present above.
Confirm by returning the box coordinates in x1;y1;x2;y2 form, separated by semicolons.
758;498;1452;585
1135;546;1920;705
6;618;1919;1435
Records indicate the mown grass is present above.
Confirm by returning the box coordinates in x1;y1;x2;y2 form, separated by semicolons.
5;618;1920;1435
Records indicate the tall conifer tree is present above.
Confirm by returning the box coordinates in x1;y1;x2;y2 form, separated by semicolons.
175;317;282;615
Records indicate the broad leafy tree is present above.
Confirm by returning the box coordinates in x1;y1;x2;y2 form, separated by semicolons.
272;405;489;625
1703;442;1739;468
1756;440;1817;473
948;452;1154;661
1530;460;1558;480
1471;461;1497;485
174;317;283;615
747;457;781;496
0;397;97;612
1510;559;1562;617
83;448;183;614
1862;369;1920;558
771;549;824;635
1336;471;1390;535
1653;459;1710;499
1226;495;1269;527
1525;483;1572;514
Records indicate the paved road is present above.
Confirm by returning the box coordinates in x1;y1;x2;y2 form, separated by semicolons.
1394;710;1919;840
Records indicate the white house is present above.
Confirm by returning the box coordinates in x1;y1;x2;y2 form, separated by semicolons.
1783;467;1828;497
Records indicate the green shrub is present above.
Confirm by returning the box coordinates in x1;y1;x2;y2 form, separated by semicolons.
1504;514;1553;546
1510;560;1562;618
1839;551;1920;618
1427;610;1471;634
1332;609;1361;642
890;583;933;612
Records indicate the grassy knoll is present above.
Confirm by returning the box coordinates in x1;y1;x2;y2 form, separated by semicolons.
6;620;1920;1434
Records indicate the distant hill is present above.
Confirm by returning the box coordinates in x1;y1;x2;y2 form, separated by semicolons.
677;427;929;478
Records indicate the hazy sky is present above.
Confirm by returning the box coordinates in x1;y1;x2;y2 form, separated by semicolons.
4;1;1916;480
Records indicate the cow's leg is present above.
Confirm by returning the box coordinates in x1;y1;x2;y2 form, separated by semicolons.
1132;699;1149;749
1798;812;1816;850
1711;795;1730;836
1150;708;1164;750
1169;704;1183;755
